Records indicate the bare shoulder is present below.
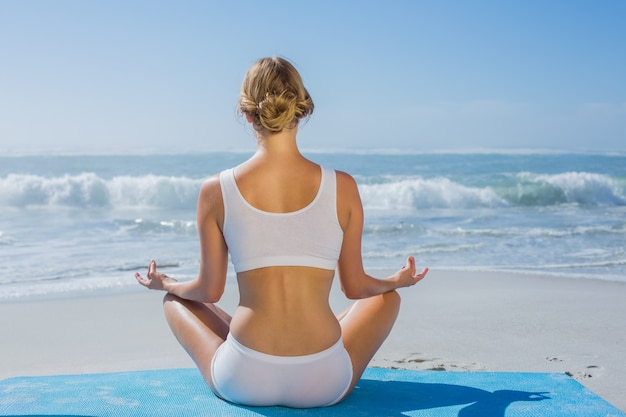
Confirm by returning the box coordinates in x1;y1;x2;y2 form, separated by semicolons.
200;173;221;193
335;170;360;198
335;170;357;188
335;170;362;229
199;173;222;197
197;174;223;217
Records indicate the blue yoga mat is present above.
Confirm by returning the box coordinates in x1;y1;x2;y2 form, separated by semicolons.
1;368;623;416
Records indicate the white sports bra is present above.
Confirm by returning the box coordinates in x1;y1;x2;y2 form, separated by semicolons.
219;166;344;273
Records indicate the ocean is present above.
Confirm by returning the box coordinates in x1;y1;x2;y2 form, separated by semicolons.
1;151;625;301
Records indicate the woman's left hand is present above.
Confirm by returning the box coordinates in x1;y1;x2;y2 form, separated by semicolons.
135;260;176;291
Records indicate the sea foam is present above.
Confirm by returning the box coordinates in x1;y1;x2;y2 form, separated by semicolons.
1;171;624;211
359;177;507;210
0;173;203;209
512;172;626;206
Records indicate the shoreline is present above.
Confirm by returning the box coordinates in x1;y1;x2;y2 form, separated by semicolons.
2;265;624;304
1;269;624;411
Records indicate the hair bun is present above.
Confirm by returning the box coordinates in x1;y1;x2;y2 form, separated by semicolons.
238;57;314;133
257;91;298;132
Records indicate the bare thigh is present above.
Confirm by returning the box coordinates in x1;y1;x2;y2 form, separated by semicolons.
162;294;231;390
338;291;401;393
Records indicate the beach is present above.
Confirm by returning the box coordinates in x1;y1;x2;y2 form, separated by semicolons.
1;269;624;412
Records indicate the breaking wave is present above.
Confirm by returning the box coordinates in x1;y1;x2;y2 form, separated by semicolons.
358;172;625;210
1;171;624;211
0;173;202;209
359;177;507;210
507;172;626;206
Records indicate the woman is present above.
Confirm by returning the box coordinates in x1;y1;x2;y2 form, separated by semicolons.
135;57;428;408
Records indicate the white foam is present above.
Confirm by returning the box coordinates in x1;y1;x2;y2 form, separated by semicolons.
2;171;624;211
0;231;14;245
515;172;626;206
359;177;507;210
0;173;203;209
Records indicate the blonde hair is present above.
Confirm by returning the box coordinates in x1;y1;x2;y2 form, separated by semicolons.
238;57;314;133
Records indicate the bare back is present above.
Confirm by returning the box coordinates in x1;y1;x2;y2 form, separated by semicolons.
225;156;342;355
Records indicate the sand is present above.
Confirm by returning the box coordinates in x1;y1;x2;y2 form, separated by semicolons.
1;269;624;412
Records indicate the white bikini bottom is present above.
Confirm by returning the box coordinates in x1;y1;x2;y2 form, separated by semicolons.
211;333;353;408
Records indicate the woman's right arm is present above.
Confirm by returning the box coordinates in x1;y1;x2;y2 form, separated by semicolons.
135;176;229;303
336;171;428;299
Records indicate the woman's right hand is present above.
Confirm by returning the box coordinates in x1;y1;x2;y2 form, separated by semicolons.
135;260;177;291
393;256;428;289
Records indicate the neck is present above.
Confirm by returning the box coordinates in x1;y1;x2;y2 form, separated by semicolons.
254;126;301;158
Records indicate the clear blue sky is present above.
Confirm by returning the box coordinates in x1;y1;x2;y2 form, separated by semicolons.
1;0;625;154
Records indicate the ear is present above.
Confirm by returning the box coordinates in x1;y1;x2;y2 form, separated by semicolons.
245;112;254;123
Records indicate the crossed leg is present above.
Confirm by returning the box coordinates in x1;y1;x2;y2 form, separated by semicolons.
338;290;401;395
162;293;231;391
162;290;401;401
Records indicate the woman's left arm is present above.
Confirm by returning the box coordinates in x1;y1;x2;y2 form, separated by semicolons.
135;176;229;303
